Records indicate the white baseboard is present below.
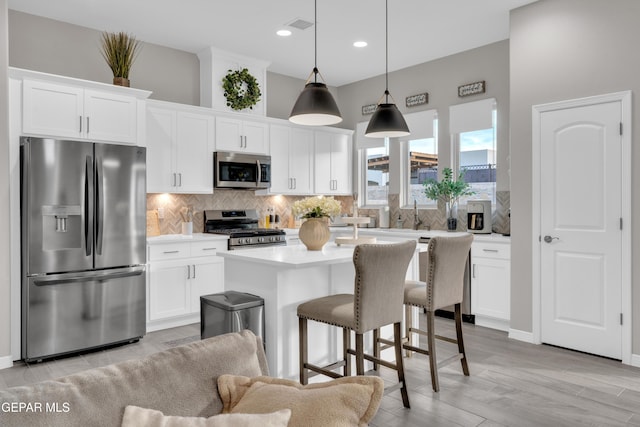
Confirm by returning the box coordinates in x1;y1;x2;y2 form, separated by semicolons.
631;354;640;368
508;328;535;343
0;355;14;370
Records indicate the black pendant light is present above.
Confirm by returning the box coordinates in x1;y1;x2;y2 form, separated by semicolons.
365;0;410;138
289;0;342;126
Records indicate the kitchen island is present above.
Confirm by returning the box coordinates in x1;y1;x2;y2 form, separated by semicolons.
217;242;422;379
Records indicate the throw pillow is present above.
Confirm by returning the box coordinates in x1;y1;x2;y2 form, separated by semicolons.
121;405;291;427
218;375;384;427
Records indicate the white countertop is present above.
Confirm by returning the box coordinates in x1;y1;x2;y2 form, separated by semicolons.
282;227;510;243
147;233;229;245
217;241;427;268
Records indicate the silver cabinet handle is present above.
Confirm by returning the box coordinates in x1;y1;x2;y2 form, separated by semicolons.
178;173;182;187
172;173;176;186
202;247;217;251
187;265;191;279
482;249;499;253
293;178;297;189
544;235;559;243
79;116;83;133
192;265;196;278
163;250;179;254
472;264;476;278
86;116;90;134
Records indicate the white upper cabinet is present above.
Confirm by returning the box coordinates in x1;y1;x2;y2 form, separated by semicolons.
314;130;353;195
146;101;215;194
269;125;314;194
215;116;268;154
21;77;146;145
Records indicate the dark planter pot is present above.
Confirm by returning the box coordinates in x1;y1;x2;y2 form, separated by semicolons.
447;217;457;231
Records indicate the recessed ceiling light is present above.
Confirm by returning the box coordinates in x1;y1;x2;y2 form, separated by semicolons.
277;29;292;37
353;41;368;48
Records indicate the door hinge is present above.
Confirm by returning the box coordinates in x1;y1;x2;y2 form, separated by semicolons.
620;313;623;325
620;122;623;135
620;217;623;230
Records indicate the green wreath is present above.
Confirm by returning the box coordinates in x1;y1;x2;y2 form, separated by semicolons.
222;68;261;110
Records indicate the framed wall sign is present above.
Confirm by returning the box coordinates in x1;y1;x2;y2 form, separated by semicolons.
405;92;428;107
458;81;486;97
361;104;377;115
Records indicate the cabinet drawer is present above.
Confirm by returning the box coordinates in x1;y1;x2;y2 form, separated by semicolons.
471;242;510;260
191;240;228;256
148;243;191;261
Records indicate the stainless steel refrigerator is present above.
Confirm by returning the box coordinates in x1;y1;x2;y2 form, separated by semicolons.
20;137;147;362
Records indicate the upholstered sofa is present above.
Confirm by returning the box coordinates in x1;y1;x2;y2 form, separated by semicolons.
0;330;384;427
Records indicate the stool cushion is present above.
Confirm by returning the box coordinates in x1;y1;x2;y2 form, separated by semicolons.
297;294;355;329
404;280;428;308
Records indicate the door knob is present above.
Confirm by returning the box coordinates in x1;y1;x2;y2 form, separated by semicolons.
543;235;559;243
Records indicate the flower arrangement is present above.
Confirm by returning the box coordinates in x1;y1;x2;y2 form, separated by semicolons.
99;31;141;86
292;196;341;219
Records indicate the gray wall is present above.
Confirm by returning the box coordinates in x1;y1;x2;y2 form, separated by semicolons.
337;40;510;192
1;0;11;362
510;0;640;352
9;10;200;105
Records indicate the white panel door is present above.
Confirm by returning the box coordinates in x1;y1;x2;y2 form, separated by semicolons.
269;125;293;193
289;128;314;194
540;101;622;359
22;80;84;139
145;107;176;193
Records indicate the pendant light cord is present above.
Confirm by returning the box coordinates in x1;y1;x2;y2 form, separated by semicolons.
385;0;389;103
314;0;318;83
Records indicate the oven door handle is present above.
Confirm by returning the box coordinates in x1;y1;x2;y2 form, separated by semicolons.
256;159;261;187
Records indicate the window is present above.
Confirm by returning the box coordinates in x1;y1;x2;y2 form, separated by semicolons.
450;99;496;205
401;110;438;207
364;139;389;206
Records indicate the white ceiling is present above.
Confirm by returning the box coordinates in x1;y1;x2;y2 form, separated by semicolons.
8;0;537;87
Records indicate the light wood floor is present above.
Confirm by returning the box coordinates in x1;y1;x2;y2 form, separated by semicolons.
2;317;639;427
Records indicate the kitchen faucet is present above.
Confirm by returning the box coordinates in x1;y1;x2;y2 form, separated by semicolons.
413;200;422;230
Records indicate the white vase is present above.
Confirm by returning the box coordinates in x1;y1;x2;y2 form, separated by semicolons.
299;218;330;250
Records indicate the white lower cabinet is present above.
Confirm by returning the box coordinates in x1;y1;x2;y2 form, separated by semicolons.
147;238;226;331
471;241;511;331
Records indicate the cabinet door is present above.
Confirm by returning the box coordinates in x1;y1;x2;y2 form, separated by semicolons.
289;128;314;194
269;125;292;193
146;107;176;193
23;80;84;139
215;117;243;151
314;131;333;193
242;120;269;154
84;90;137;144
175;112;214;193
329;133;352;194
149;260;190;321
189;257;224;313
471;257;511;321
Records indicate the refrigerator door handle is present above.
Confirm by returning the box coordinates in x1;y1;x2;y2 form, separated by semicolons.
256;160;261;188
84;155;94;256
95;156;104;255
31;266;145;287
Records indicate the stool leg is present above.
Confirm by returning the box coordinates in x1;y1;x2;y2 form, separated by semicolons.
355;333;365;376
455;303;470;376
343;328;351;376
426;310;439;392
372;328;379;371
404;305;413;357
394;322;411;408
299;317;308;385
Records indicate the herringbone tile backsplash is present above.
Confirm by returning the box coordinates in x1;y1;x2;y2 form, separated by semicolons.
147;190;509;235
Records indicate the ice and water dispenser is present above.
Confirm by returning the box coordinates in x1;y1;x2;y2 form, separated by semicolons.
466;199;492;234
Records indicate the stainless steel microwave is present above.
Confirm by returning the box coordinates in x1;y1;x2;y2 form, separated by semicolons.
214;151;271;189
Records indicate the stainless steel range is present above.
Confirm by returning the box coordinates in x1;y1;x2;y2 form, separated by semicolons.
204;209;286;250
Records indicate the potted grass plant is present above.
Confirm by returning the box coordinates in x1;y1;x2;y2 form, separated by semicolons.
100;31;141;87
423;167;475;231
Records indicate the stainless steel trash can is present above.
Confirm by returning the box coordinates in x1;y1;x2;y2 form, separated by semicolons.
200;291;265;345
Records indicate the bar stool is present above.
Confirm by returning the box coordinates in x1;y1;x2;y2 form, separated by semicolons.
402;234;473;392
297;240;416;408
